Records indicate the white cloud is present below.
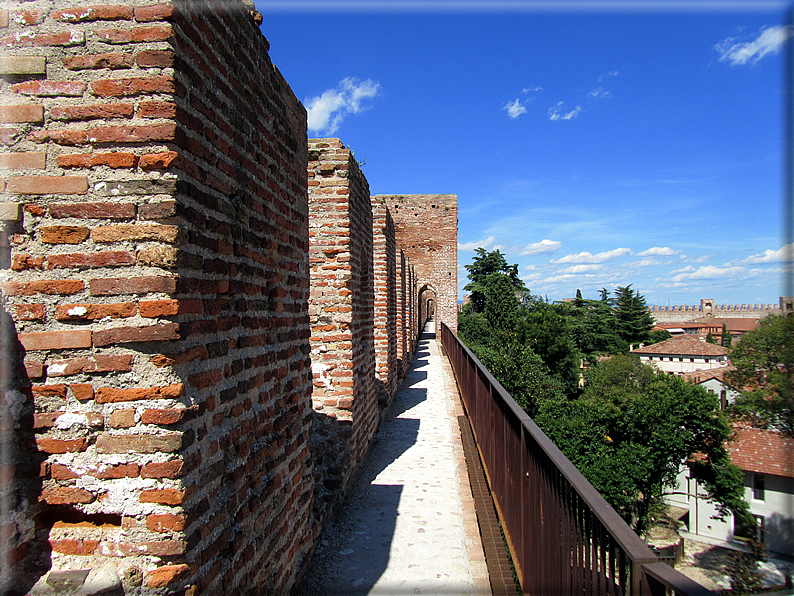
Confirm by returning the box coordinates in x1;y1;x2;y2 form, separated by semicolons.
670;265;746;282
458;236;496;251
551;247;632;264
560;264;603;273
588;87;611;99
520;239;562;256
715;25;792;66
597;70;619;82
636;258;661;267
522;85;543;93
503;98;527;118
742;243;794;264
548;102;582;121
305;77;381;135
637;246;678;256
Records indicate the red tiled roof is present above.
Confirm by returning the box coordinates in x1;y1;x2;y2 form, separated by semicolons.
633;335;727;357
680;366;735;385
729;426;794;478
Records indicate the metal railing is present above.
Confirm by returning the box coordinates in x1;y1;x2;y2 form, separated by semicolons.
440;322;717;596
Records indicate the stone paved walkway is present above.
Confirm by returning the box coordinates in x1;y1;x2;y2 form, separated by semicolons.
296;323;490;595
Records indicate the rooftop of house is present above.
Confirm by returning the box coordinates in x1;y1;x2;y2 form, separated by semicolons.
680;367;735;385
729;426;794;478
633;335;728;357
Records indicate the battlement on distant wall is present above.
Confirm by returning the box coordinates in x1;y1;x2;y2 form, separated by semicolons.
649;297;793;323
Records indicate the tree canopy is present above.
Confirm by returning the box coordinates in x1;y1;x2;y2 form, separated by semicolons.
726;313;794;437
463;248;526;313
535;355;748;534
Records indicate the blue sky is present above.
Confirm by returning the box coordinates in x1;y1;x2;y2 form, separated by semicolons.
255;0;793;307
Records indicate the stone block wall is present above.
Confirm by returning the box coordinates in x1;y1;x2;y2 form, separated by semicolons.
306;138;376;528
0;2;313;594
372;202;397;407
375;194;458;333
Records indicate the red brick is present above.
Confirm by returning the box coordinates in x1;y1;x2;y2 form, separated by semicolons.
25;203;46;216
47;251;136;269
141;408;187;425
146;563;189;588
139;151;178;170
57;152;137;168
15;303;45;320
90;276;176;296
24;360;45;377
34;412;63;428
70;384;95;401
49;538;99;555
92;323;180;346
139;299;179;317
47;354;132;376
11;250;45;269
96;433;182;453
18;329;92;351
95;25;172;44
62;52;134;70
2;279;85;296
139;488;184;505
13;81;86;97
0;105;43;123
146;514;185;533
114;540;186;557
187;369;222;390
50;201;136;219
0;128;17;145
53;5;133;22
135;49;174;67
90;75;174;97
35;438;88;454
95;383;184;403
7;176;88;195
56;302;136;320
134;4;174;22
40;225;90;244
1;30;85;47
27;129;88;145
50;463;78;480
109;409;135;428
139;200;177;220
141;459;183;479
49;103;133;121
92;223;180;243
88;122;176;143
10;8;44;25
137;101;175;119
93;462;139;479
32;384;67;398
0;10;6;28
0;152;45;169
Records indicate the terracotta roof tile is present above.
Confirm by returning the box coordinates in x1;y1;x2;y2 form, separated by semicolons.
729;426;794;478
633;335;728;357
680;366;735;385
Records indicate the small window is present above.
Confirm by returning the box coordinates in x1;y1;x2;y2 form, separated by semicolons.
720;390;727;410
690;358;695;363
679;357;684;362
753;474;765;501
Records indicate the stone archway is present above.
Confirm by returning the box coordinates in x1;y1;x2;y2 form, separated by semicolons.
418;284;438;333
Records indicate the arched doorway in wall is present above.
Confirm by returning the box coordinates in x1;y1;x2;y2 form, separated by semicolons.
418;284;437;333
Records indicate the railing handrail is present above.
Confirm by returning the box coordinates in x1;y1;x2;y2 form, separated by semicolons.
440;321;718;596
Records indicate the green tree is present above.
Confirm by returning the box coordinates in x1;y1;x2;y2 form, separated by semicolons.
457;309;493;346
470;332;566;416
726;538;766;595
570;289;627;357
706;331;716;344
518;302;582;397
483;272;521;332
535;355;748;534
726;313;794;437
614;285;655;347
463;248;526;313
721;324;733;348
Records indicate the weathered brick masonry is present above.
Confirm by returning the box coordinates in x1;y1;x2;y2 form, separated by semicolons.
372;202;397;406
0;2;312;594
0;2;455;594
306;139;377;528
376;194;458;333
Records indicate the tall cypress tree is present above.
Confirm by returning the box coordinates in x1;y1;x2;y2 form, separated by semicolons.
614;285;655;346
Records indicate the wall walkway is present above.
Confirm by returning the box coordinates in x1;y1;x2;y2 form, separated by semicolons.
295;321;490;595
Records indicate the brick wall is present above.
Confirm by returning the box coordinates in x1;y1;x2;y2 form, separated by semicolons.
306;138;376;529
375;194;458;333
0;2;313;594
372;202;397;408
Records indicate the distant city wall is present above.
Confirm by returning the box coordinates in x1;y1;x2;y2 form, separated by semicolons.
649;298;792;324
